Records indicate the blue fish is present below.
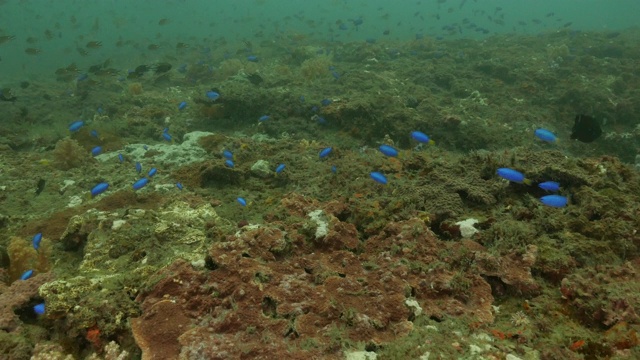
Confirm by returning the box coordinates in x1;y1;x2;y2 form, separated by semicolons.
69;120;84;132
258;115;270;122
379;145;399;157
247;55;259;62
90;130;98;138
132;178;149;190
176;182;183;190
319;147;332;159
33;303;45;315
540;195;567;207
534;128;557;143
411;131;431;144
275;164;285;174
237;197;247;206
91;146;102;157
32;233;42;250
538;181;560;192
118;154;124;163
370;172;388;185
223;150;233;160
321;99;332;106
135;162;142;173
148;168;157;177
91;182;109;197
331;165;337;173
162;132;172;142
178;101;187;110
206;91;220;101
496;168;531;185
20;269;34;280
225;159;235;168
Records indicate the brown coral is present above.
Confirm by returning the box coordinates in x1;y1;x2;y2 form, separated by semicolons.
51;138;90;170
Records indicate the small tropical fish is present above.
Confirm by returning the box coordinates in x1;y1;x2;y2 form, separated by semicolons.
178;101;187;110
20;270;34;280
540;195;567;207
258;115;270;122
86;41;102;49
370;171;388;185
176;182;183;190
91;182;109;197
379;144;398;157
91;146;102;156
538;181;560;192
331;165;337;173
132;178;149;190
319;147;332;159
275;164;285;174
496;168;531;185
534;128;557;143
223;150;233;160
135;162;142;173
225;159;235;168
34;303;45;315
0;35;16;45
247;55;258;62
237;197;247;206
162;132;172;142
118;154;124;163
206;91;220;101
411;131;432;144
32;233;42;250
90;129;99;138
321;99;332;106
148;168;157;177
69;120;84;132
25;48;42;55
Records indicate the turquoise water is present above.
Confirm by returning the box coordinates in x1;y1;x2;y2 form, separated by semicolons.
1;0;638;79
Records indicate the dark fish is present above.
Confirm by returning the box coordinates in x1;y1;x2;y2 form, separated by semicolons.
571;114;602;143
246;73;263;85
35;178;46;196
25;48;41;55
86;41;102;48
0;88;17;102
154;62;172;74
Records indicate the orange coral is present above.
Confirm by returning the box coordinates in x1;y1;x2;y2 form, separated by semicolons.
86;325;102;350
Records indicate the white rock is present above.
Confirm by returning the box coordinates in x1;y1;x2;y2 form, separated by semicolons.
455;218;479;238
308;210;329;239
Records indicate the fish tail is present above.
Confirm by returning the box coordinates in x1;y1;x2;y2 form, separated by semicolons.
523;178;532;186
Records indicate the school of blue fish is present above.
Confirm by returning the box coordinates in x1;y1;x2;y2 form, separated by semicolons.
26;93;573;317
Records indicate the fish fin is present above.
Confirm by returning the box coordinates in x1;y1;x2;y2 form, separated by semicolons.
523;178;532;186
